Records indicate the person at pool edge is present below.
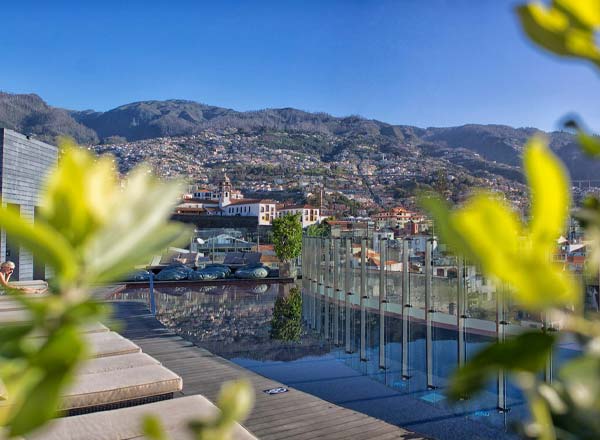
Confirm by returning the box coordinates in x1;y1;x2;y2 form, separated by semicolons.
0;261;46;294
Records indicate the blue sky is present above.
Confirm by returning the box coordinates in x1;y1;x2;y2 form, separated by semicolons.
1;0;599;131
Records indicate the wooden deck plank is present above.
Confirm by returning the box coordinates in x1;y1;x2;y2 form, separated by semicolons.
111;301;422;440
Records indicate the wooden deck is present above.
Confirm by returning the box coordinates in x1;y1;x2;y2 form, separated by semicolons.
109;301;424;440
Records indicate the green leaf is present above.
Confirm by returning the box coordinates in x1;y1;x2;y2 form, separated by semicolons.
0;206;77;285
8;370;67;436
449;331;555;400
141;415;168;440
32;325;86;369
525;136;570;256
559;356;600;409
39;140;118;250
517;0;600;68
80;166;191;284
422;136;580;311
216;380;254;425
578;131;600;156
0;323;35;359
564;119;600;157
6;326;85;435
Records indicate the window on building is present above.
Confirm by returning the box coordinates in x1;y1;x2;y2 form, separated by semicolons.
260;206;264;212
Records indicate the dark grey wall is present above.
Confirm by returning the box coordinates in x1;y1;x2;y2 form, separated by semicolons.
0;129;58;280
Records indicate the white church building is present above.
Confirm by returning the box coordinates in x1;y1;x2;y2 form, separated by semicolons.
179;175;321;227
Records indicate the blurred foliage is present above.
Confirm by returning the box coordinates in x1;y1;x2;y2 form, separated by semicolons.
517;0;600;68
142;380;254;440
419;2;600;439
0;138;191;437
271;287;303;342
272;213;303;262
423;136;580;312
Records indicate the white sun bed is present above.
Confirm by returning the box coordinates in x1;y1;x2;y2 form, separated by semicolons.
26;395;257;440
1;362;183;417
0;308;110;335
77;352;160;375
84;331;141;358
61;363;182;415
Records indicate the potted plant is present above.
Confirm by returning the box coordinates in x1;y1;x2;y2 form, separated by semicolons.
272;213;302;278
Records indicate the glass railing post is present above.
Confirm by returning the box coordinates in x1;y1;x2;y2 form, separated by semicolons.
457;256;466;369
345;237;353;354
316;238;322;333
497;282;508;411
360;237;367;361
426;238;434;389
379;238;387;369
307;237;312;327
333;237;340;346
543;310;554;383
361;238;367;299
324;238;330;339
402;237;411;379
379;238;387;304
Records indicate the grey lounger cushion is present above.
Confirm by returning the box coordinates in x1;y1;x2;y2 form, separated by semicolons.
0;309;32;322
60;364;182;411
77;352;160;375
0;308;109;335
0;293;47;301
0;300;26;312
27;395;256;440
85;331;141;358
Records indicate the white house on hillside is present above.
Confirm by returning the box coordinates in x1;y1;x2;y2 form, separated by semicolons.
178;174;320;227
277;204;321;227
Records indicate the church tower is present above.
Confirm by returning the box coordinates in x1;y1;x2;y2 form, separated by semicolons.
219;173;232;208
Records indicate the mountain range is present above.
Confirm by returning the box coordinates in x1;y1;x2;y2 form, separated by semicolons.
0;91;596;181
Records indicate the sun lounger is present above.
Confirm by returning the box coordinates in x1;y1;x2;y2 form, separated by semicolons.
243;252;262;266
223;252;245;266
0;308;109;335
0;293;48;301
4;280;48;290
0;295;52;311
0;309;32;322
61;363;182;415
222;251;263;269
1;362;182;418
77;353;160;375
0;300;27;312
85;331;141;358
26;395;256;439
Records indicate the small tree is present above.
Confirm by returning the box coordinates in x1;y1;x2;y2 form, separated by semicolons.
306;219;331;237
270;287;303;342
272;213;302;277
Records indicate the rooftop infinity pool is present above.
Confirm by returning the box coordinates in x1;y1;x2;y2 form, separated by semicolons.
113;283;580;440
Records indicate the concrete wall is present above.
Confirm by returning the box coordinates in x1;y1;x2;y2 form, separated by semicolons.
0;129;58;280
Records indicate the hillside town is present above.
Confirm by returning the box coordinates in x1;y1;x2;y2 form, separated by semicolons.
91;128;532;218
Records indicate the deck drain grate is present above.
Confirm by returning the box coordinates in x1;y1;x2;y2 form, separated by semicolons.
263;387;289;395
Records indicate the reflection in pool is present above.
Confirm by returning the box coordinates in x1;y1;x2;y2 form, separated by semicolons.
114;283;580;440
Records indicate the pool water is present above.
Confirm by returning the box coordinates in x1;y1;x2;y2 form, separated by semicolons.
116;283;580;440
